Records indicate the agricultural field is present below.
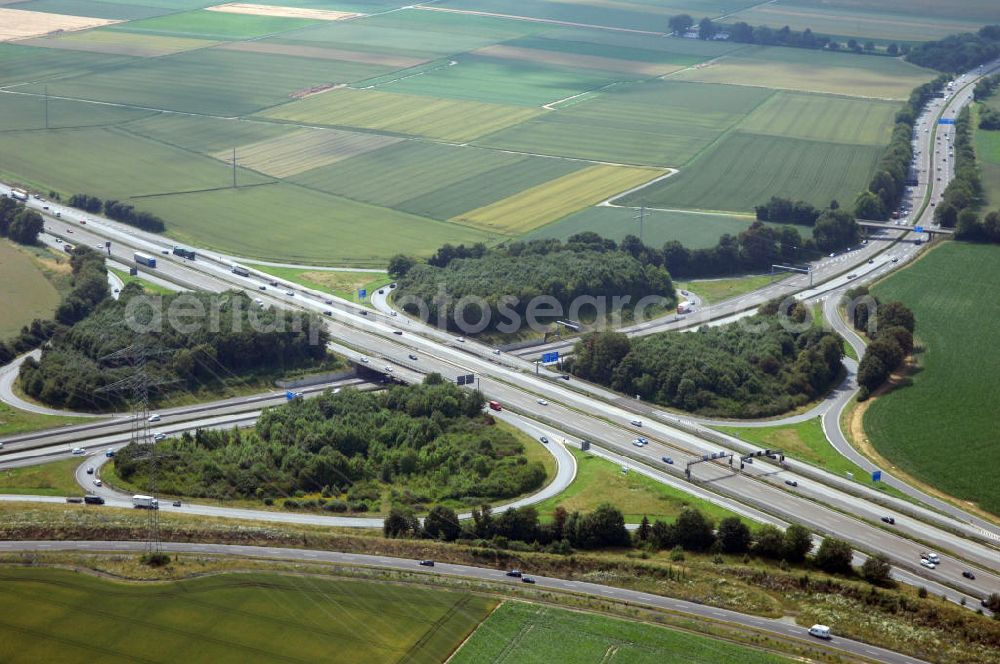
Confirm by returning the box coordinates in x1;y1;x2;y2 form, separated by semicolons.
21;30;219;57
4;0;182;21
974;116;1000;207
105;8;319;40
738;92;898;145
0;42;134;87
0;240;60;338
622;132;884;212
454;164;662;234
865;243;1000;516
133;183;498;265
0;568;496;664
452;601;793;664
478;80;771;166
722;0;998;43
671;45;933;100
0;6;116;41
290;141;586;220
259;87;543;142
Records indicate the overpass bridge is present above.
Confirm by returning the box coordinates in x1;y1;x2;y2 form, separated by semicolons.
856;220;954;236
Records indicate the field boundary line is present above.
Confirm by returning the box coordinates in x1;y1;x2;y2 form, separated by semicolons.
414;6;666;36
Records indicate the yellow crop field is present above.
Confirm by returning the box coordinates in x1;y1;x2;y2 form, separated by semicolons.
453;164;663;234
259;87;543;142
219;128;401;178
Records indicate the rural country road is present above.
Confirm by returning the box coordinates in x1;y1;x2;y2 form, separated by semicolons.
0;539;930;664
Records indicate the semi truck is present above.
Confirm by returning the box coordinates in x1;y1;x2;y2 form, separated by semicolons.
134;252;157;268
231;265;250;277
132;495;159;509
10;188;28;201
172;246;196;260
677;300;693;314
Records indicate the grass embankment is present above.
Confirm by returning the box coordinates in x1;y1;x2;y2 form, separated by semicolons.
677;274;780;304
864;243;1000;517
0;566;494;664
533;447;756;526
717;419;907;500
109;266;174;295
0;240;62;338
248;264;390;306
1;501;996;664
0;401;90;438
0;458;82;497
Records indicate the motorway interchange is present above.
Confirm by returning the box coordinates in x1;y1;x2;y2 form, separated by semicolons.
1;61;999;660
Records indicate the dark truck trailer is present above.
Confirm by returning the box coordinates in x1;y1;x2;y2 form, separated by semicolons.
172;246;196;260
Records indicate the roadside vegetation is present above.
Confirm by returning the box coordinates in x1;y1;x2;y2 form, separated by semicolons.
248;264;390;304
0;241;60;339
2;501;996;664
116;380;547;513
840;286;917;399
0;402;89;438
0;458;83;496
567;298;844;418
0;196;43;246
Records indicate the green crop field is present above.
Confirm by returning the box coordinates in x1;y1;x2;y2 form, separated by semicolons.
122;114;293;155
452;601;792;664
737;92;898;145
19;48;391;116
0;241;60;338
23;30;220;58
671;46;934;100
0;568;496;664
290;141;586;220
865;244;1000;516
0;43;134;87
623;132;883;212
260;87;542;142
479;80;772;167
723;0;997;42
134;183;498;266
107;9;320;41
0;93;156;133
223;127;402;178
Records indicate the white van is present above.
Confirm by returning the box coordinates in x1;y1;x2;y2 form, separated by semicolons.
630;419;642;427
808;624;831;640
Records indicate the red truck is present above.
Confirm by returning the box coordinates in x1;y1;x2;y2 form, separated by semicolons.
488;401;502;412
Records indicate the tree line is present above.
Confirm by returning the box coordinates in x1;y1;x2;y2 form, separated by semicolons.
0;196;43;245
116;380;546;509
954;76;1000;244
0;246;108;366
936;106;980;229
843;286;916;399
567;298;844;418
905;26;1000;73
391;235;676;333
68;193;165;232
20;287;328;410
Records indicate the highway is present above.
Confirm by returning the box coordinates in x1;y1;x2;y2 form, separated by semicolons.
0;539;929;664
1;62;998;610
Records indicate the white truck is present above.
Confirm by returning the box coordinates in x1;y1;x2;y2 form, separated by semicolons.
676;300;693;314
10;188;28;201
132;495;159;510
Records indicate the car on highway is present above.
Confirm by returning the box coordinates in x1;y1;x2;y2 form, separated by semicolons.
521;576;536;584
630;419;642;427
359;310;368;316
881;516;895;525
86;467;94;475
419;560;434;567
360;357;369;363
323;310;332;316
66;497;83;504
505;569;522;577
285;290;295;296
323;299;332;305
808;625;832;640
71;447;86;455
148;414;160;422
662;456;673;465
963;571;976;580
153;433;166;442
258;285;266;291
539;436;549;444
537;399;548;405
172;500;182;507
393;330;403;335
637;437;648;445
784;479;798;487
492;349;501;355
920;558;936;569
105;449;115;458
383;366;393;373
891;257;899;263
847;273;857;279
93;479;102;487
868;259;874;264
408;354;418;360
923;552;940;564
632;439;646;447
390;311;398;317
455;337;465;343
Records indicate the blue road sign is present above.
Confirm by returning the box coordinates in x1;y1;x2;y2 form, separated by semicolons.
938;118;955;125
872;470;882;482
542;351;559;363
914;226;924;233
357;288;367;300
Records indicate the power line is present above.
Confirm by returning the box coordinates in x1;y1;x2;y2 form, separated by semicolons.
633;205;647;243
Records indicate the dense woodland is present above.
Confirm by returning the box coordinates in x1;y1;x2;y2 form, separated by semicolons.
844;288;917;399
391;235;676;332
567;299;844;418
905;26;1000;73
116;380;547;509
0;196;43;245
19;286;329;410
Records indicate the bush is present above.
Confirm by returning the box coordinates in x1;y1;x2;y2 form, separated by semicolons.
815;538;854;574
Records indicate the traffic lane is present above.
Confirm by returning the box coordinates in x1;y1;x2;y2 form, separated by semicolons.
0;351;106;419
485;379;999;595
0;540;929;664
